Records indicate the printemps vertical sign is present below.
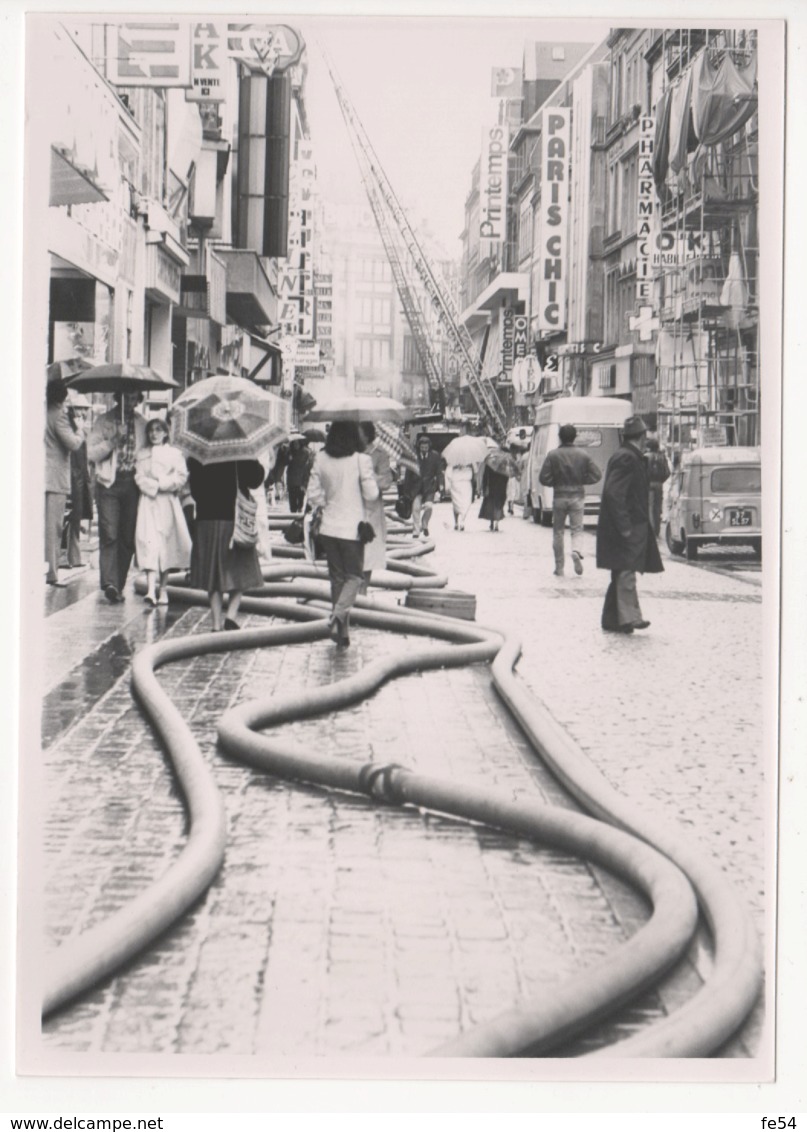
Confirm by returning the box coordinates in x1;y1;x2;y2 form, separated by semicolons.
501;309;529;373
636;115;655;302
537;108;569;332
479;123;509;251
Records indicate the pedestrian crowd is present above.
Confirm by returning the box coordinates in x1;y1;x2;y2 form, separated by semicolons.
45;370;668;641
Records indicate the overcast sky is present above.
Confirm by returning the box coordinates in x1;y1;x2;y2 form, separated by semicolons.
296;15;612;259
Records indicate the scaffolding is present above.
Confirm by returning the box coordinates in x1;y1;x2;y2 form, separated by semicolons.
653;30;759;462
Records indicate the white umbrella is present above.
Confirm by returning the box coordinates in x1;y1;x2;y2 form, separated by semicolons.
441;435;489;467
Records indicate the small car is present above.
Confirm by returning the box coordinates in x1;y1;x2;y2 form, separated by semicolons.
665;446;761;560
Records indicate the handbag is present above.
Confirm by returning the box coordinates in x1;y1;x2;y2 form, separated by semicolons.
230;466;259;549
284;518;304;545
357;520;376;544
395;494;413;520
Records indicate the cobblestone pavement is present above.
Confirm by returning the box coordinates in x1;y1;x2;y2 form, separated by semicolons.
34;504;768;1061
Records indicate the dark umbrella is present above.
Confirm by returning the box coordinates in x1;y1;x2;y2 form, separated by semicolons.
65;361;179;393
47;358;93;383
302;427;326;443
484;449;519;477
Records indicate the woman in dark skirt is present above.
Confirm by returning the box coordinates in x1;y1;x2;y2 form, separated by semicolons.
187;458;266;631
478;462;509;531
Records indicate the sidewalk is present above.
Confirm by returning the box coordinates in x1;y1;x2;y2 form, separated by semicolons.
34;504;766;1060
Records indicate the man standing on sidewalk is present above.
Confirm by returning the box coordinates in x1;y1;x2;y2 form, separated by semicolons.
87;391;149;603
538;424;601;576
595;415;664;633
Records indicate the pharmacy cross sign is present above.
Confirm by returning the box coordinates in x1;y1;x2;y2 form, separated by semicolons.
628;306;660;341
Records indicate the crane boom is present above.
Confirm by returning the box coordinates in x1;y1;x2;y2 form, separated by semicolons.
323;52;509;442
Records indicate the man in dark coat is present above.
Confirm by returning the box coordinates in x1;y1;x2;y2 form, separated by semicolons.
595;415;664;633
402;435;443;539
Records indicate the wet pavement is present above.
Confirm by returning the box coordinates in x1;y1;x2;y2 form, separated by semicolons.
33;505;767;1061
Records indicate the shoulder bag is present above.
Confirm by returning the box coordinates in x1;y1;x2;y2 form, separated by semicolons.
230;465;259;549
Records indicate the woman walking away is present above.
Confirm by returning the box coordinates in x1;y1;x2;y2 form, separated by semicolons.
307;420;380;647
478;451;509;532
445;461;474;531
286;438;312;513
358;421;394;592
187;456;266;631
135;418;193;607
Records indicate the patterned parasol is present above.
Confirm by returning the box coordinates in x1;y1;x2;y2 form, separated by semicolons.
170;374;290;465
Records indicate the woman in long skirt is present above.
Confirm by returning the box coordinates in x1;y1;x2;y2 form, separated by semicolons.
188;457;266;631
478;463;509;532
445;463;475;531
134;418;192;605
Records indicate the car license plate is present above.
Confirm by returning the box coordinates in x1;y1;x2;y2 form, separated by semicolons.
729;509;752;527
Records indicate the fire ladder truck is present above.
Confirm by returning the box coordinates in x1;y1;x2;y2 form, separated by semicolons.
324;54;509;443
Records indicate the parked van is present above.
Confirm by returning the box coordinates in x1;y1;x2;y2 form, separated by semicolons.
665;446;761;560
525;396;631;525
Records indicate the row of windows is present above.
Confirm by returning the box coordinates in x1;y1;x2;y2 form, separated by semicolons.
355;297;392;327
355;337;391;369
354;257;393;282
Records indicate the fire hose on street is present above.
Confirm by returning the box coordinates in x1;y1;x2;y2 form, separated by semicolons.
41;521;763;1058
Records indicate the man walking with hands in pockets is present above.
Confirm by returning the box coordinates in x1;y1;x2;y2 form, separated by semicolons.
538;423;601;576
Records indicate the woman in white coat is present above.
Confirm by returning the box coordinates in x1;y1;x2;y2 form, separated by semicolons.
135;418;192;606
357;421;394;592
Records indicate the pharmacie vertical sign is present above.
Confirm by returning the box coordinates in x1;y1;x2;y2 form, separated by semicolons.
479;122;509;252
537;107;569;332
636;115;655;302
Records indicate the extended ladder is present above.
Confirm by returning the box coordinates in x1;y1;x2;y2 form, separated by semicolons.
324;53;509;442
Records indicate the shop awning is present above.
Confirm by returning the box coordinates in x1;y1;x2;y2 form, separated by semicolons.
50;146;108;207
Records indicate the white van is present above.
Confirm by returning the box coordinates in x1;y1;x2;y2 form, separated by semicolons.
526;396;631;525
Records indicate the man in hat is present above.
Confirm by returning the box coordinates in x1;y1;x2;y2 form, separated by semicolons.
595;415;664;633
538;423;602;576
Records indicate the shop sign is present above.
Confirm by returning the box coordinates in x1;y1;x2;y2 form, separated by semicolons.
108;22;192;87
537;107;569;332
479;122;509;247
188;23;226;102
227;24;304;76
636;115;655;302
490;67;522;99
146;243;182;303
500;309;529;372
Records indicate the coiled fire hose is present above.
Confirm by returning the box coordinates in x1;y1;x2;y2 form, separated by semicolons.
42;522;762;1058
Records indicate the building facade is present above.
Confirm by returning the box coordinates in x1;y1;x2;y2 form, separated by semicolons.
31;17;316;424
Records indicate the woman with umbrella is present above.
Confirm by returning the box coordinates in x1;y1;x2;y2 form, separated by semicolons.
170;375;284;632
479;446;516;532
441;433;488;532
86;392;150;602
134;418;192;607
306;421;379;648
186;456;265;631
71;362;179;602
